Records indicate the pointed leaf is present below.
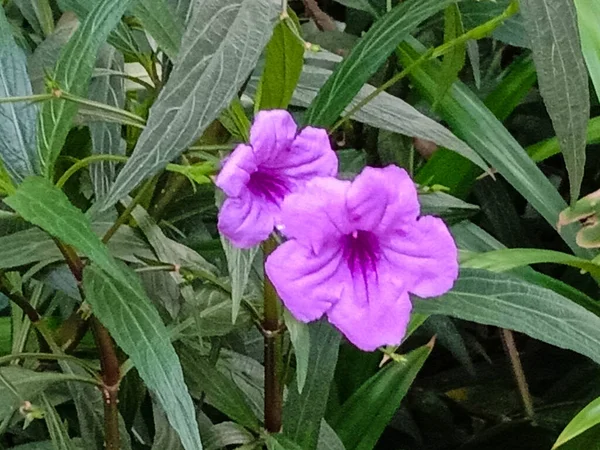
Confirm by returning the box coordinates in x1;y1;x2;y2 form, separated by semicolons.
413;268;600;366
520;0;590;201
132;0;184;60
99;0;278;210
88;45;126;198
13;0;55;37
0;7;39;182
286;54;487;170
331;344;432;450
83;265;202;450
554;396;600;448
37;0;133;178
284;321;341;450
397;38;589;257
42;394;78;450
258;18;304;110
283;309;310;393
575;0;600;103
304;0;461;127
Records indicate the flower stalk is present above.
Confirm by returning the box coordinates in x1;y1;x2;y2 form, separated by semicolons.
263;237;283;433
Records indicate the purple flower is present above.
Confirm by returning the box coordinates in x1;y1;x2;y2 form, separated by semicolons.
265;165;458;351
216;110;338;248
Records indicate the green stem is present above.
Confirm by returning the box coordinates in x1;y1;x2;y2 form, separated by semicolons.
262;237;282;433
60;92;146;128
102;179;154;244
56;155;129;189
0;93;53;104
0;352;97;374
330;0;519;133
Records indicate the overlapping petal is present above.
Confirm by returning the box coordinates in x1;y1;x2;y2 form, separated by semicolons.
215;145;257;197
279;177;351;252
380;215;458;298
265;240;346;322
327;286;412;351
250;110;297;165
217;192;277;248
346;165;419;234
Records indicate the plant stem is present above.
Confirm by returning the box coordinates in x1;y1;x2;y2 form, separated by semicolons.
56;241;122;449
501;329;535;421
56;155;129;189
262;237;282;433
0;275;41;324
92;318;121;450
102;179;154;244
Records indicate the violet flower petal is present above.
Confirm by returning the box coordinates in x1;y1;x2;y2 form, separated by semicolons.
265;239;346;321
381;215;459;298
217;193;277;248
215;144;256;197
250;110;297;164
346;165;419;233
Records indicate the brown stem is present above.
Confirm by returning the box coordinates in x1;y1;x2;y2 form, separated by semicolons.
262;237;282;433
92;318;121;450
56;240;122;448
0;274;41;323
302;0;336;31
501;329;535;421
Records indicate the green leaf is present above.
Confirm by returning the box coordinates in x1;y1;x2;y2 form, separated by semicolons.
304;0;460;127
88;45;126;199
435;4;466;107
0;7;40;182
459;0;527;48
99;0;278;210
284;321;341;450
132;0;184;60
37;0;133;179
42;394;78;450
331;0;378;16
397;38;589;257
5;177;131;283
13;0;54;37
220;232;259;323
527;116;600;162
418;190;479;223
152;402;184;450
413;268;600;366
288;53;487;170
575;0;600;103
258;18;304;110
461;248;600;278
554;396;600;448
317;421;346;450
180;348;261;431
203;422;254;450
266;434;304;450
166;0;194;26
520;0;590;202
283;309;310;393
331;344;432;450
83;265;203;450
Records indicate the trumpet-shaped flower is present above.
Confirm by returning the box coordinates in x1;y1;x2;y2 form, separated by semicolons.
216;110;338;248
265;165;458;351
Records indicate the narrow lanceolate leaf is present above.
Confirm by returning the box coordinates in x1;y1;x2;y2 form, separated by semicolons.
435;4;466;106
331;344;432;450
283;309;310;393
37;0;132;179
520;0;590;202
413;268;600;366
284;321;340;450
574;0;600;103
83;266;202;450
4;177;126;283
0;7;39;182
100;0;279;210
132;0;184;60
257;18;304;110
397;38;589;257
304;0;460;127
4;177;201;449
42;395;78;450
88;45;126;198
554;396;600;449
13;0;54;37
167;0;194;26
286;54;488;171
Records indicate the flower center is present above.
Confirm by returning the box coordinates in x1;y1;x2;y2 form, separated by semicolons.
247;170;290;204
341;230;381;276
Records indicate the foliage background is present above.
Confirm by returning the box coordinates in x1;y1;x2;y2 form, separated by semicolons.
0;0;599;449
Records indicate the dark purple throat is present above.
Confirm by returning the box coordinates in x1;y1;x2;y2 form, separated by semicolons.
341;230;381;277
247;170;290;204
